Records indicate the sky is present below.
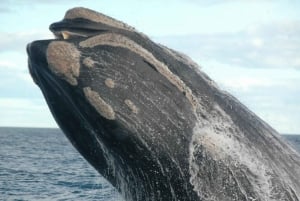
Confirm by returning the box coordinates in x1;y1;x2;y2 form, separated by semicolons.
0;0;299;134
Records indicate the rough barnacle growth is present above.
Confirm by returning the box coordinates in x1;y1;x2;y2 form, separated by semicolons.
83;57;97;68
83;87;115;120
46;41;80;85
105;78;115;88
27;7;300;201
64;7;135;32
124;99;139;114
79;33;199;111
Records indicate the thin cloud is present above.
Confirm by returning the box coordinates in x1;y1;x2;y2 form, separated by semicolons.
0;98;44;110
238;89;300;134
155;20;300;70
201;60;300;91
0;60;18;70
0;0;83;7
199;60;300;134
0;67;38;99
0;97;57;128
177;0;273;6
0;7;13;13
0;31;52;53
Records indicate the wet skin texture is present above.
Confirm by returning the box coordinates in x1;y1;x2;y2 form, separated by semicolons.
27;7;300;201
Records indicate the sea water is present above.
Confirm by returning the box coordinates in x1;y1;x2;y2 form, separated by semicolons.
0;127;123;201
0;127;299;201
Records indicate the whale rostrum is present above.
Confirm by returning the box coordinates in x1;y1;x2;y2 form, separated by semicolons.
27;7;300;201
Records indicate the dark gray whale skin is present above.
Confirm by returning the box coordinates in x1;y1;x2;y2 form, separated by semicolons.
27;7;300;201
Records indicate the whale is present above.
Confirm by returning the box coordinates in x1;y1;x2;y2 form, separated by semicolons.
27;7;300;201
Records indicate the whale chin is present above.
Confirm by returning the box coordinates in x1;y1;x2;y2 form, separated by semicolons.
27;7;300;201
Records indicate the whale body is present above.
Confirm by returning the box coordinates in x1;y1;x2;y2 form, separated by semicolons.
27;7;300;201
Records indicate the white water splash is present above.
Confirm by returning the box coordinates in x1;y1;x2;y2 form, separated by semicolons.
189;103;277;201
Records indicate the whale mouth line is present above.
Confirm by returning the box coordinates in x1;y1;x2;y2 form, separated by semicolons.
50;20;108;40
54;30;87;40
52;28;108;40
30;59;67;98
32;59;87;130
27;43;71;104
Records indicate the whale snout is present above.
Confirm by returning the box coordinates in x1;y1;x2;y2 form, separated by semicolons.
27;40;52;85
27;38;82;87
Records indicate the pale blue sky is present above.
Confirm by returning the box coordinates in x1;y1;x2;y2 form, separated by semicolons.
0;0;299;134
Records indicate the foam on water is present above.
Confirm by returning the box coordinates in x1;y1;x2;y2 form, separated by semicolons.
1;127;299;200
189;103;300;201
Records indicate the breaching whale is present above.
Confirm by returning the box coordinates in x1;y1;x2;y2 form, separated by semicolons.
27;7;300;201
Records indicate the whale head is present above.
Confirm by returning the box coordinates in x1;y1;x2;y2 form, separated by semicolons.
27;7;199;201
27;7;300;201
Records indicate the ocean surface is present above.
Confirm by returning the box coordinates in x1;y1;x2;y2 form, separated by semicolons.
0;127;299;201
0;127;123;201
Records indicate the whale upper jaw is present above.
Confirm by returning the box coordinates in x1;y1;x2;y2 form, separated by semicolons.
49;7;136;40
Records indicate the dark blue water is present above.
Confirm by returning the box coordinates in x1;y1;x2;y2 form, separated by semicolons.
0;127;123;201
0;127;299;201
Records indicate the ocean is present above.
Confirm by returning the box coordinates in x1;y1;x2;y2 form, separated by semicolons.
0;127;299;201
0;127;123;201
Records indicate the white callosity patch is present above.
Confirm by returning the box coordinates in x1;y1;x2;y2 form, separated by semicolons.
104;78;115;89
124;99;139;114
79;33;199;112
46;41;80;85
83;87;115;120
83;57;97;68
188;103;285;201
